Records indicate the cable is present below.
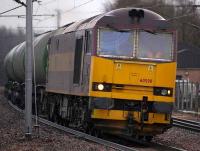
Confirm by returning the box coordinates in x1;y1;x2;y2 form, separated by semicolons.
38;0;95;24
0;5;23;15
18;26;57;28
33;1;42;130
0;16;41;21
62;0;95;14
32;39;39;128
13;0;26;6
0;14;55;17
186;22;200;30
13;0;41;7
160;8;200;31
167;12;196;21
34;2;41;15
41;0;56;6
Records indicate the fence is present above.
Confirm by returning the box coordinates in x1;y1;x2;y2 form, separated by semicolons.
174;80;200;112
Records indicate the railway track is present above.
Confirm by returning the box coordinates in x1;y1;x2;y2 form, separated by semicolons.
172;117;200;132
8;101;138;151
8;100;185;151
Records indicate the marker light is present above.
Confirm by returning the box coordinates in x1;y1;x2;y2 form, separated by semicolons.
97;84;104;91
167;90;171;95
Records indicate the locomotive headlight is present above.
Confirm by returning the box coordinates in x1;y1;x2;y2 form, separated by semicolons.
97;84;104;91
161;89;168;96
92;82;112;92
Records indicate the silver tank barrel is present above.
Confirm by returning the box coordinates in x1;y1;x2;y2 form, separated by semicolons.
4;31;53;84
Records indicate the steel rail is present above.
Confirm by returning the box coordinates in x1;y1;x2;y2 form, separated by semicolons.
8;101;138;151
8;101;187;151
172;117;200;132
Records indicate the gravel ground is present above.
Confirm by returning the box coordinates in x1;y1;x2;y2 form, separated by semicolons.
0;87;115;151
1;85;200;151
152;112;200;151
153;127;200;151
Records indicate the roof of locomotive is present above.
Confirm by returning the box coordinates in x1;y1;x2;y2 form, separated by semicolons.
62;7;167;34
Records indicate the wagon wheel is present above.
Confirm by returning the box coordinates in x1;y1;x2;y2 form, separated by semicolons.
145;136;153;142
136;135;144;141
52;111;59;123
93;129;102;138
88;126;101;138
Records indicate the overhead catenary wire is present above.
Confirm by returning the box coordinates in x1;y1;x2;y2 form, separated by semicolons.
186;22;200;30
0;14;55;17
18;26;57;28
37;0;95;24
160;7;200;31
0;1;45;25
34;2;41;15
13;0;41;6
62;0;95;14
167;12;196;21
0;5;23;15
13;0;26;6
41;0;56;6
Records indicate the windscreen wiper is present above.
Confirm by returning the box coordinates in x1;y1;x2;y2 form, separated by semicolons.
143;29;156;34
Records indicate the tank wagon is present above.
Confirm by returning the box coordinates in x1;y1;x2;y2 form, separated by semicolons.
4;8;177;141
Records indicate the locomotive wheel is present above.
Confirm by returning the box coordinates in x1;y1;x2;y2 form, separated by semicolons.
51;104;60;124
47;102;54;122
88;127;94;136
11;92;16;104
145;136;153;142
63;119;69;127
88;127;101;137
94;129;102;138
19;97;25;109
136;135;144;140
87;124;96;136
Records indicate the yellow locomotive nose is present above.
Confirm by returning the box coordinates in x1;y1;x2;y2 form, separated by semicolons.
89;56;176;135
90;56;175;101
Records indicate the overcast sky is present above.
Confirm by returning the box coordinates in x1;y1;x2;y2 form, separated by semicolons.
0;0;115;33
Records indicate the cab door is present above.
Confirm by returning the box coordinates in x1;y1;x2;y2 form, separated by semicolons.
81;30;93;93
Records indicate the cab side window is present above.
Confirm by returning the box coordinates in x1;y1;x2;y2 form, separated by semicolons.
73;36;83;84
85;30;92;53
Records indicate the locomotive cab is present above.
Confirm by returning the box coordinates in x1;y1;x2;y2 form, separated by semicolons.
88;8;177;137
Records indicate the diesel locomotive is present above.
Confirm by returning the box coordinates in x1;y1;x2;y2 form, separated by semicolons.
4;8;177;141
